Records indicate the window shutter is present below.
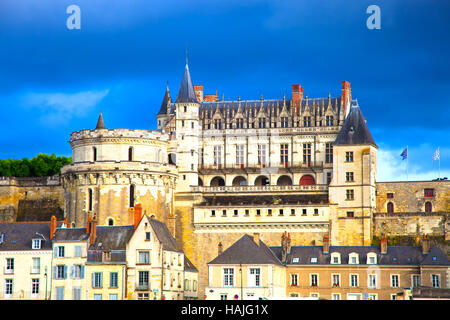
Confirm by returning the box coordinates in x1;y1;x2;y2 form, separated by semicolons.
64;265;67;279
70;265;74;279
54;246;58;257
53;266;57;279
92;274;95;288
80;266;85;279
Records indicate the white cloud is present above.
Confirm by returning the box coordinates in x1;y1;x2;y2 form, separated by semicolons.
377;145;449;182
22;89;109;126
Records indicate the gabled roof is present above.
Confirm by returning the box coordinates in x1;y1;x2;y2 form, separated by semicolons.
88;225;135;250
148;217;183;253
175;64;199;104
0;221;62;251
208;234;283;266
157;85;172;116
53;227;90;242
184;256;198;272
334;100;377;147
95;112;106;129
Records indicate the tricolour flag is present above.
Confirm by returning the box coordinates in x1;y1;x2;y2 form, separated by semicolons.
433;147;440;161
400;147;408;160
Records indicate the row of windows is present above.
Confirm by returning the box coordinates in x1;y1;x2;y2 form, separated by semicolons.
223;267;261;287
289;273;439;289
387;201;433;213
203;116;336;130
210;208;322;217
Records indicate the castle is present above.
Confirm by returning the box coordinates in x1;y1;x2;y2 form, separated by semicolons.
0;62;448;297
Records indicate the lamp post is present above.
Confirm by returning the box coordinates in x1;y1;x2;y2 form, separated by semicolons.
44;266;48;300
239;263;243;300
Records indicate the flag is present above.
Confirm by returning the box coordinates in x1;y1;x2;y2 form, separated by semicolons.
400;147;408;160
433;147;440;161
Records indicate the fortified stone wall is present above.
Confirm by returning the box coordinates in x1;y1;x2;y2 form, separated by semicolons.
0;176;64;223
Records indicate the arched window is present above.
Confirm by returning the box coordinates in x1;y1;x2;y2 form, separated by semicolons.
130;185;135;208
277;175;293;186
93;147;97;161
210;176;225;187
128;147;133;161
387;202;394;213
254;175;270;186
425;201;432;213
108;218;114;226
88;188;93;211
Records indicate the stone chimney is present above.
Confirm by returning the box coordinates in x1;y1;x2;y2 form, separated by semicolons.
134;203;143;230
422;234;430;254
50;215;57;240
380;233;388;254
253;233;260;246
218;242;223;256
323;234;330;254
194;85;204;102
89;219;97;245
291;84;304;109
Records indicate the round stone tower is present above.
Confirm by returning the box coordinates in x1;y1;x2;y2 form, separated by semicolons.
61;113;177;227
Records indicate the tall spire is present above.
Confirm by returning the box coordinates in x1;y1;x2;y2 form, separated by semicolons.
95;112;105;129
157;83;172;116
175;62;199;104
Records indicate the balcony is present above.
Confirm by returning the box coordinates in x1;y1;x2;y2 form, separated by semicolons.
198;161;324;174
192;184;328;194
136;284;150;291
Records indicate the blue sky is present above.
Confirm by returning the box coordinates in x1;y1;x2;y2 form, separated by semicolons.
0;0;449;181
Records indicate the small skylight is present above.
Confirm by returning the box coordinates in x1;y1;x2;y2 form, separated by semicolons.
310;257;318;263
392;257;397;262
293;257;299;263
432;256;437;261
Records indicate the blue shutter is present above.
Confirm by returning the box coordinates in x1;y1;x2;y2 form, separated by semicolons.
80;266;85;279
70;266;74;279
53;266;57;279
64;265;67;279
100;273;103;288
54;246;58;257
92;273;95;288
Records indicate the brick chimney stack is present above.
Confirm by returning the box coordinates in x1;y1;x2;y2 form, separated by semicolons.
291;84;304;110
218;242;223;256
323;234;330;254
341;80;352;117
287;233;291;254
281;232;287;263
50;215;57;240
86;216;92;235
89;219;97;245
422;234;430;254
380;233;388;254
134;203;143;230
194;85;204;102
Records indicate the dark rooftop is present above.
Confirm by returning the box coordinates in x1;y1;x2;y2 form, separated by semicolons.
175;64;199;104
0;221;62;251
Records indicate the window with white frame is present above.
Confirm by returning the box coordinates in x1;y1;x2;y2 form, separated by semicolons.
368;274;377;288
6;258;14;273
5;279;13;297
350;274;359;287
432;274;440;288
55;246;65;258
32;257;40;274
257;144;266;165
291;274;298;286
367;252;377;265
214;146;222;165
92;272;103;288
248;268;261;287
391;275;399;288
138;251;150;264
223;268;234;287
331;252;341;264
332;274;340;287
236;145;244;165
332;293;340;300
73;287;81;300
32;239;41;250
349;253;359;264
55;265;66;279
310;274;318;286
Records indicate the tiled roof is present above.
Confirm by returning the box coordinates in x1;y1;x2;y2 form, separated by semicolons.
157;85;172;116
53;227;89;242
208;234;283;266
88;225;135;251
184;256;198;272
175;64;199;104
269;245;450;266
149;218;182;253
334;100;377;147
0;221;62;251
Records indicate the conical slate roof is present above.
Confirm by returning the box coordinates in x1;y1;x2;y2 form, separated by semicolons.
157;85;172;116
95;112;106;129
175;64;199;104
334;100;377;148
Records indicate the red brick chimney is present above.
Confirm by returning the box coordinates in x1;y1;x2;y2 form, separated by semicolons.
218;242;223;256
422;234;430;254
292;84;304;110
323;234;330;254
86;216;92;234
50;215;57;240
341;80;351;116
194;85;204;102
134;203;143;230
89;219;97;245
380;233;388;254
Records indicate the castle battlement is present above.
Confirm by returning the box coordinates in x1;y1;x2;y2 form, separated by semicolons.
0;175;61;187
70;128;169;142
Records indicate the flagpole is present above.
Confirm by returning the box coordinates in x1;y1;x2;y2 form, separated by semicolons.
406;146;408;181
438;147;440;179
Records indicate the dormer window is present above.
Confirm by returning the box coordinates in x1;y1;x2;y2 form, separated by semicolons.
310;257;318;264
367;252;377;264
331;252;341;264
32;239;42;250
349;252;359;264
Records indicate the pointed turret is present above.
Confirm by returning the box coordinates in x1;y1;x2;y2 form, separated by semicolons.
175;63;199;104
334;100;377;148
95;112;106;129
157;84;172;116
